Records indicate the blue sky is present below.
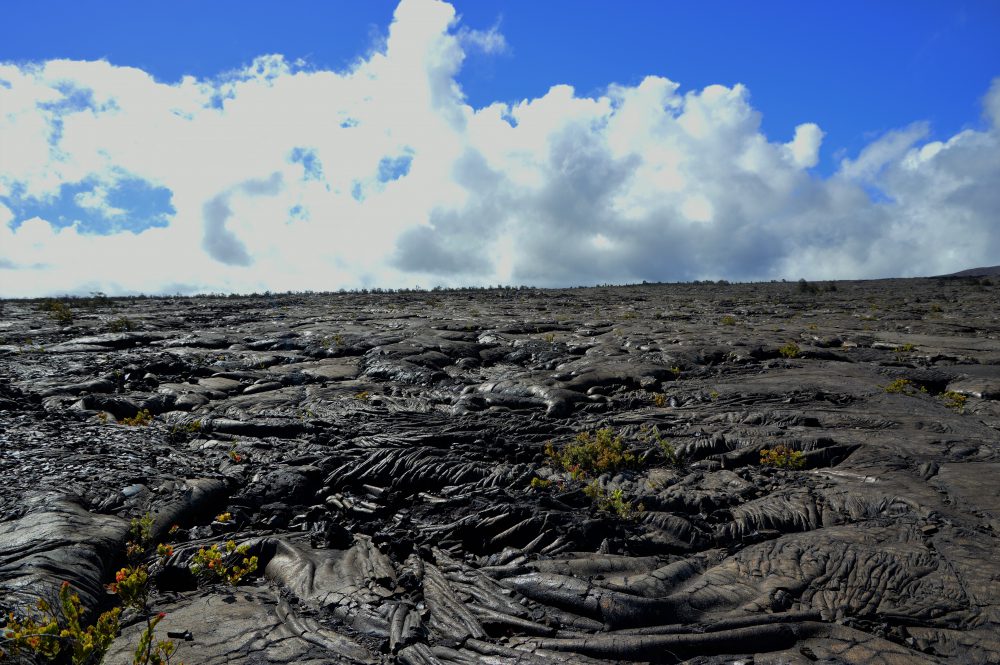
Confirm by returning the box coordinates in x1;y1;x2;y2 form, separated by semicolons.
1;0;999;295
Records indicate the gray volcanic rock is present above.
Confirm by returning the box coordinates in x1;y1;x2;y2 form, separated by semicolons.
2;278;1000;663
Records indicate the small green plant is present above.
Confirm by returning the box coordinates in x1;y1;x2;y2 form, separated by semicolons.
214;512;232;523
657;438;678;466
884;378;926;395
107;556;179;665
354;390;370;401
651;392;668;408
670;366;682;377
720;315;737;326
941;391;967;412
129;513;155;548
40;300;74;326
189;540;258;586
778;342;801;359
108;316;135;333
759;445;806;469
542;332;556;343
120;409;153;427
167;419;202;443
2;581;121;663
529;477;552;490
895;343;916;353
639;425;680;466
584;482;644;520
545;428;636;479
130;613;178;665
709;390;720;400
5;512;185;665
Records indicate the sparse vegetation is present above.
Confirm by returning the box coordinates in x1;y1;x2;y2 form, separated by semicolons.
720;315;737;326
39;300;74;326
120;409;153;427
639;425;680;466
884;378;926;396
584;482;644;520
529;477;552;490
108;316;135;333
778;342;801;358
168;419;201;441
189;540;258;586
4;512;183;664
1;580;121;663
797;279;820;295
651;392;668;408
760;445;806;469
941;391;968;413
545;428;637;479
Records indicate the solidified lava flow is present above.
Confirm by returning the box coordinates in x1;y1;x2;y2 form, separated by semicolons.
1;278;999;664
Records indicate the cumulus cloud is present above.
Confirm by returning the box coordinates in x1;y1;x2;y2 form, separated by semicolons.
0;0;998;296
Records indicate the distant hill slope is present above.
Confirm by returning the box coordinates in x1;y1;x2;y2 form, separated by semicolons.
940;265;1000;277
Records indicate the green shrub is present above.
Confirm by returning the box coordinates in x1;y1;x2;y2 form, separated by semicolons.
884;378;926;395
108;316;135;333
759;445;805;469
545;428;636;479
529;477;552;490
120;409;153;426
941;391;967;412
638;425;681;466
778;342;801;359
39;300;74;326
5;512;192;665
2;581;121;663
190;540;258;586
584;482;644;520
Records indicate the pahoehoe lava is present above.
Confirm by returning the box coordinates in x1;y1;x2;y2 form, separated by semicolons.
2;277;999;664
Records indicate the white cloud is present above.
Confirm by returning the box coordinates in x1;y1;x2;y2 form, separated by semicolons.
784;123;823;168
458;25;508;55
0;0;998;297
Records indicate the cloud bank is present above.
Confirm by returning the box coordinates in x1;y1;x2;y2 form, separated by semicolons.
1;0;998;296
